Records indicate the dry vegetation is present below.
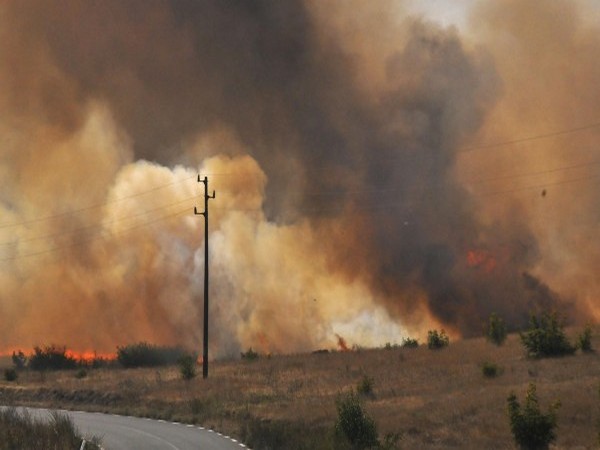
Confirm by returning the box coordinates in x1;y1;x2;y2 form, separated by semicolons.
1;329;599;449
0;407;101;450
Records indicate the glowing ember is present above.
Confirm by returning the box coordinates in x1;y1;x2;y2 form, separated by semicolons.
65;350;116;362
466;249;497;273
0;349;116;363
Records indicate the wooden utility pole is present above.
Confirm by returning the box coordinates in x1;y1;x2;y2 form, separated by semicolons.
194;175;215;378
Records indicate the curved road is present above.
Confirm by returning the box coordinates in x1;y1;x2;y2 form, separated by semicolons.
13;407;247;450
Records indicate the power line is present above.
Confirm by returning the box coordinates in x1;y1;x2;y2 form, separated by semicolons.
477;173;600;197
0;174;197;229
194;175;215;379
3;120;599;230
464;159;600;185
460;120;600;152
2;121;599;252
278;157;600;200
0;194;197;247
3;170;597;263
0;207;191;262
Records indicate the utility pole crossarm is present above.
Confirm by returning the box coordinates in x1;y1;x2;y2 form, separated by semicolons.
194;175;215;379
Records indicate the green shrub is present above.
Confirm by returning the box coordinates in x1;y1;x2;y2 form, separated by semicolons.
507;383;560;450
29;345;77;371
241;347;259;361
401;337;419;348
75;368;88;379
481;361;501;378
357;376;374;398
178;355;197;380
116;342;187;368
486;313;507;346
520;312;576;358
335;391;379;449
11;350;27;370
427;329;449;350
4;368;17;382
380;433;402;450
577;325;593;353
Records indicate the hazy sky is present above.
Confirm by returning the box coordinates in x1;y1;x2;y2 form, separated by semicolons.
405;0;476;29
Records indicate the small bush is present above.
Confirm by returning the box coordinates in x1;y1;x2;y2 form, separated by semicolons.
481;361;501;378
507;383;560;450
357;376;374;398
29;345;78;371
188;397;222;422
486;312;507;346
116;342;187;368
520;311;576;358
380;433;402;450
401;337;419;348
240;417;332;450
178;354;197;380
577;325;593;353
335;391;379;449
427;329;449;350
4;368;18;382
80;354;113;369
75;368;88;379
241;347;259;361
11;350;27;370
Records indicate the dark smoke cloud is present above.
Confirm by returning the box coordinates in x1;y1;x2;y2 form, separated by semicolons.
0;0;596;354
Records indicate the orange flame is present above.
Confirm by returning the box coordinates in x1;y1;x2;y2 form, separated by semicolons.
65;350;116;362
0;349;116;362
257;332;270;352
335;334;349;351
466;249;497;273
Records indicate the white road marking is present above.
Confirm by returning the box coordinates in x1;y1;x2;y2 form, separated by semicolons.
116;424;181;450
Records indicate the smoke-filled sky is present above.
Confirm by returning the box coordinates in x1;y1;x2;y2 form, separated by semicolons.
0;0;598;356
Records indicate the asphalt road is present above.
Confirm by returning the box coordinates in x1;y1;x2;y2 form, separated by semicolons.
11;407;247;450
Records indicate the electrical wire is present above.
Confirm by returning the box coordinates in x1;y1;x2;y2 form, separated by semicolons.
477;173;600;197
0;195;198;247
3;170;598;262
460;120;600;152
3;156;598;250
2;120;599;230
0;207;192;262
2;119;599;259
0;174;197;229
465;159;600;184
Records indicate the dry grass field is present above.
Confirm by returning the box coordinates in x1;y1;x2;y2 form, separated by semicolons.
1;330;599;449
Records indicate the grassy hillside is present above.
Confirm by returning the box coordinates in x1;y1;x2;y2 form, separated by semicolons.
1;331;599;449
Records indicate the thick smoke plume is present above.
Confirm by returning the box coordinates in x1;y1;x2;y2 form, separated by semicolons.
0;0;598;355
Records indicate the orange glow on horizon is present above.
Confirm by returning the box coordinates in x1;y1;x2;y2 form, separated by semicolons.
65;350;116;362
0;348;116;362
